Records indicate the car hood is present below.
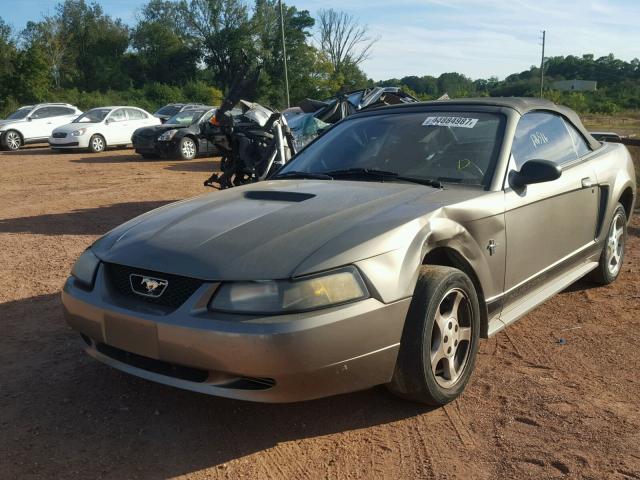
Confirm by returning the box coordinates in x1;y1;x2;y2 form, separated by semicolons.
53;123;98;133
0;119;25;128
92;180;478;280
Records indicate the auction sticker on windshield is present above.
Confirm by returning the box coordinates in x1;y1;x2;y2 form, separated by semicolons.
422;116;479;128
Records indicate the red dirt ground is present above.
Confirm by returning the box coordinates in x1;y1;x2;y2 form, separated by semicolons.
1;146;638;479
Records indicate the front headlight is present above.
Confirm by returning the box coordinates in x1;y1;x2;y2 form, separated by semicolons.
158;129;178;141
209;266;369;314
70;128;87;137
70;249;100;289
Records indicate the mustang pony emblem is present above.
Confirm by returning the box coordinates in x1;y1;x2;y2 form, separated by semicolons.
129;274;169;298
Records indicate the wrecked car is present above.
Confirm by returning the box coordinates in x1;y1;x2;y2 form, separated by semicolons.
62;98;635;405
288;86;418;149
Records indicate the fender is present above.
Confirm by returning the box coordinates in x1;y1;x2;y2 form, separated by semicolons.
355;215;494;305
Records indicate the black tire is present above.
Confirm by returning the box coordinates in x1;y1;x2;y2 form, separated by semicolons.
88;134;106;153
177;136;197;160
589;203;627;285
388;265;481;406
2;130;22;151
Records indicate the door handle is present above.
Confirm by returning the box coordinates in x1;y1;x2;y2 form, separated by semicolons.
581;177;596;188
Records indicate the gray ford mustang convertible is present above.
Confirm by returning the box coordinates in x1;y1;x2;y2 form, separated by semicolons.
62;98;636;405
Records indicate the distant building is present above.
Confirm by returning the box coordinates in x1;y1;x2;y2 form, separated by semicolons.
551;79;597;92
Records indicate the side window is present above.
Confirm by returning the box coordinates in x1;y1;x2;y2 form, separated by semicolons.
31;107;54;119
511;112;577;169
200;110;216;123
109;109;127;122
49;107;75;117
126;108;146;120
563;120;591;158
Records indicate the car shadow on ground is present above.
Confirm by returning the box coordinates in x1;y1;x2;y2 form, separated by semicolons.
560;278;600;294
0;201;176;235
0;293;432;479
0;146;54;156
165;158;221;173
71;152;144;163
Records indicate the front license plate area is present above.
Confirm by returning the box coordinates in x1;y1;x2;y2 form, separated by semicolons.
104;313;159;359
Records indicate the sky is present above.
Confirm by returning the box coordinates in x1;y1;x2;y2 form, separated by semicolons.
3;0;640;81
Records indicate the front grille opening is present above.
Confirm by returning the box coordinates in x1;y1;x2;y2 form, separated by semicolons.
104;263;204;312
95;343;275;390
96;343;209;382
218;377;276;390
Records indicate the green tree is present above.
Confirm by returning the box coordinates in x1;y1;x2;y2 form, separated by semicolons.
436;72;474;97
178;0;254;93
0;18;18;105
56;0;130;91
129;0;200;87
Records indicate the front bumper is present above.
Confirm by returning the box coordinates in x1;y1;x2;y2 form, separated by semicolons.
132;137;176;157
62;264;410;402
49;135;89;149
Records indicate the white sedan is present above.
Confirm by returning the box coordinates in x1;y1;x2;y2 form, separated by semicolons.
49;106;160;153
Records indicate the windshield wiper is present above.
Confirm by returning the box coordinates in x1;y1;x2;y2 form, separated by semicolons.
272;171;334;180
325;168;443;188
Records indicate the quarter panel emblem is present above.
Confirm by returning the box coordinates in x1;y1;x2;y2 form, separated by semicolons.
130;274;169;298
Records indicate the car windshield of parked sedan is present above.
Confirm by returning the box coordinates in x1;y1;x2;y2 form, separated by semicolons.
155;105;181;117
166;110;206;126
74;108;111;123
6;108;31;120
277;111;506;187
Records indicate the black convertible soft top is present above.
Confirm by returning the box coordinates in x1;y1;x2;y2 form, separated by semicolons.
363;97;601;150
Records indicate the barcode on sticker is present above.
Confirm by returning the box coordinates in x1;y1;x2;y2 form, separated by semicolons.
423;116;479;128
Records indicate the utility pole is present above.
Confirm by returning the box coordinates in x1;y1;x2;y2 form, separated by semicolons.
539;30;546;98
279;0;290;108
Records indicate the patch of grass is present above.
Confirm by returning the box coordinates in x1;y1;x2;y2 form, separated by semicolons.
582;113;640;137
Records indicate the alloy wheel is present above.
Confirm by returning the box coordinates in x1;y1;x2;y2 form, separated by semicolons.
181;138;196;159
6;131;21;150
430;288;473;388
606;211;625;276
92;136;104;152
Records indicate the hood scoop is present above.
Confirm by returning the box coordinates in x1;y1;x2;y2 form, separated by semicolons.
243;191;315;202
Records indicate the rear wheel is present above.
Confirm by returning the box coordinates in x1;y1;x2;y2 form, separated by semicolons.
88;134;106;153
2;130;22;151
388;265;480;406
177;137;197;160
589;204;627;285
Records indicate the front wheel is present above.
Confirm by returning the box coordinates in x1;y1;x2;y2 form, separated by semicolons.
88;134;106;153
388;265;480;406
2;130;22;151
177;137;197;160
589;204;627;285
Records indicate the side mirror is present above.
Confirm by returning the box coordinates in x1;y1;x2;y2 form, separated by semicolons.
27;116;32;122
105;119;110;125
509;159;561;190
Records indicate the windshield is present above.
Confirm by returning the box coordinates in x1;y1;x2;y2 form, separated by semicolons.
278;111;505;187
166;110;206;126
74;109;111;123
155;105;181;117
6;108;31;120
